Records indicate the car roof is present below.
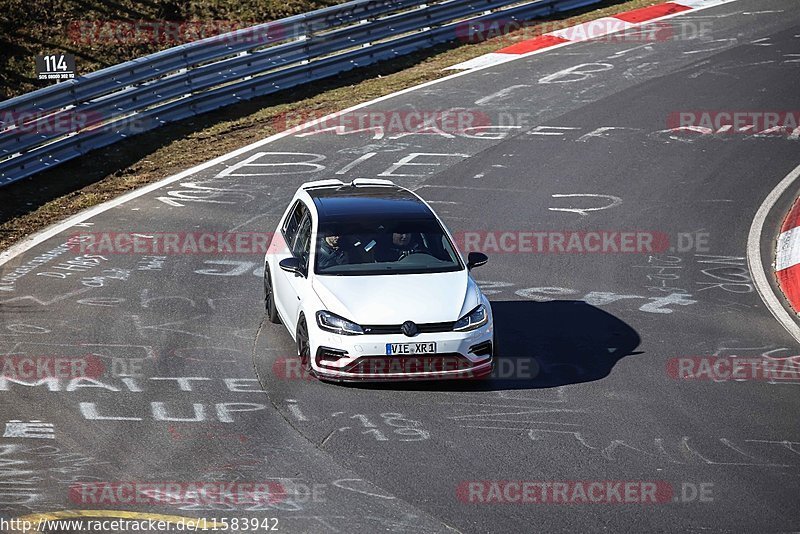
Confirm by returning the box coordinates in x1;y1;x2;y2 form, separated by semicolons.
307;185;435;222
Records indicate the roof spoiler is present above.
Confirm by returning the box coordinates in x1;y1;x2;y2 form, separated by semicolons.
301;178;398;190
348;178;396;187
301;179;346;190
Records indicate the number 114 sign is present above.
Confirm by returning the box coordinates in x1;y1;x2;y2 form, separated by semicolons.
36;53;76;81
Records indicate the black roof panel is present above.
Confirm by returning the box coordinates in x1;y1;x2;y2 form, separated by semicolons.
309;185;434;221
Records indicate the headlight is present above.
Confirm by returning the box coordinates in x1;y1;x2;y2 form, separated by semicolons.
453;304;488;332
316;310;364;335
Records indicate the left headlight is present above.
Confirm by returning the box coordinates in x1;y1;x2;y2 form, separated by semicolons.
453;304;488;332
316;310;364;335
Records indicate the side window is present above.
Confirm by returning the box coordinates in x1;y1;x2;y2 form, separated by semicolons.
282;201;307;246
292;213;313;272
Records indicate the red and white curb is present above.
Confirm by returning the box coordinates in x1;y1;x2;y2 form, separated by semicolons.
447;0;737;70
776;198;800;312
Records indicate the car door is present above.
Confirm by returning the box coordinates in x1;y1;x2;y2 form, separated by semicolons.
275;205;313;336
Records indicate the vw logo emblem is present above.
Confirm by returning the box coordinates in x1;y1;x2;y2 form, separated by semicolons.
401;321;418;337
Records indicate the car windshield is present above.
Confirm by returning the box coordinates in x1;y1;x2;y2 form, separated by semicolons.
314;216;463;275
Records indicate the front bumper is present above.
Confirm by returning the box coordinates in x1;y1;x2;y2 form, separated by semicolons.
308;320;494;382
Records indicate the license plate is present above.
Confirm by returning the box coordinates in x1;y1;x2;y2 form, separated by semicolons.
385;342;437;355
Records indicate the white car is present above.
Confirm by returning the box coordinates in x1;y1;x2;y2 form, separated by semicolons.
263;178;494;381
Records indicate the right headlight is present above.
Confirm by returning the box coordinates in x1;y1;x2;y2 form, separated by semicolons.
316;310;364;335
453;304;488;332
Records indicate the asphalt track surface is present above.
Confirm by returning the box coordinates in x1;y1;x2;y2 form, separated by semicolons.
1;1;800;532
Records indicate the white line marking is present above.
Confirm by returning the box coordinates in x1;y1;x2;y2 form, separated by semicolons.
606;43;654;59
676;0;736;8
548;193;623;217
446;53;518;71
288;404;308;422
474;85;530;105
747;163;800;343
335;152;377;174
285;399;308;421
228;213;269;232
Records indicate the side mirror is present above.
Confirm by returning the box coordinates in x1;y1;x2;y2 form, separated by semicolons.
279;257;304;277
467;252;488;270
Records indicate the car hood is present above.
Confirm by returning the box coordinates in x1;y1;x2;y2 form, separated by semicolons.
311;270;479;325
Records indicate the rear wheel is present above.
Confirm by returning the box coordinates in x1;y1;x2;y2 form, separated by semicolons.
296;316;312;373
264;265;280;324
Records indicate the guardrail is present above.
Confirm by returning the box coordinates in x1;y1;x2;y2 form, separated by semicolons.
0;0;602;187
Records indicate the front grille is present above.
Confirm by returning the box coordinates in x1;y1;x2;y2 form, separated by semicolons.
361;322;455;335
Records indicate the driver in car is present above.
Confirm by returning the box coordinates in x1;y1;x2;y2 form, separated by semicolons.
378;232;425;261
317;232;349;270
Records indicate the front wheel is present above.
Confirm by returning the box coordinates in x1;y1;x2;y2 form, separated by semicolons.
264;265;280;324
296;316;312;374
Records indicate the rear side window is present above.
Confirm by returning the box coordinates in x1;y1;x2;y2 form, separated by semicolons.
282;201;307;245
